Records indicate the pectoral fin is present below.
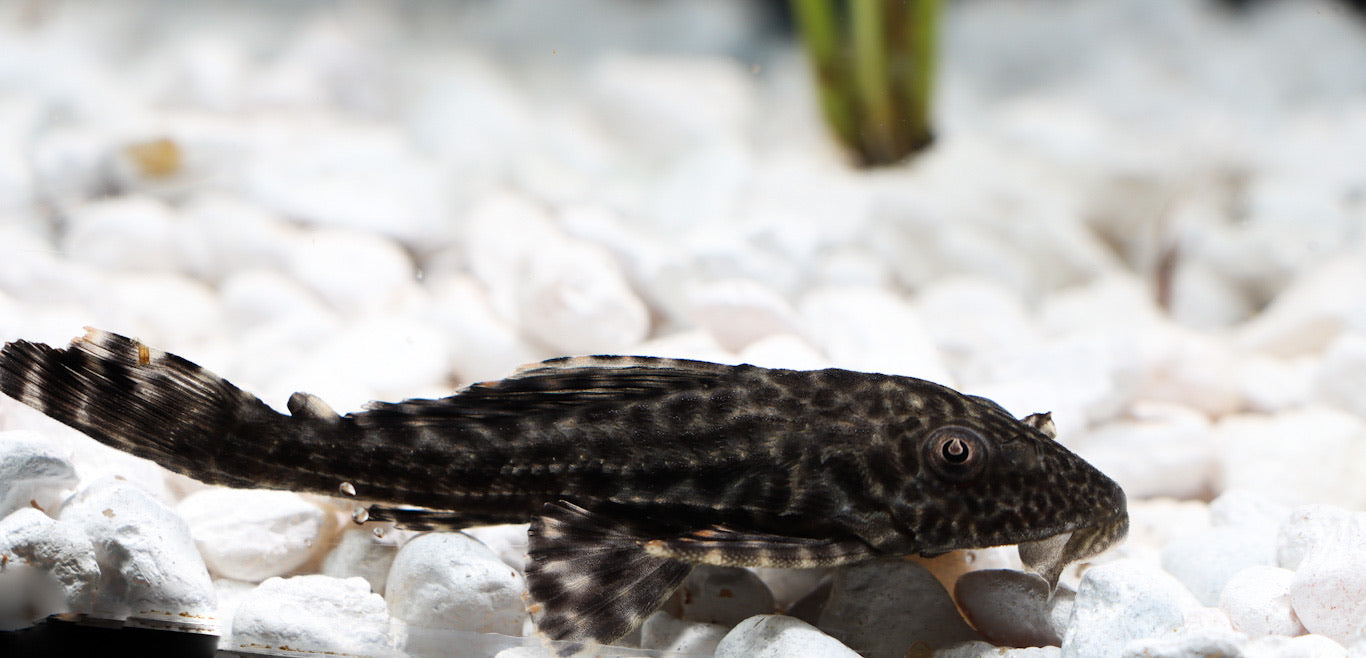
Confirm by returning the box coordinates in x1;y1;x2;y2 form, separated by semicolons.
642;526;875;569
525;501;692;644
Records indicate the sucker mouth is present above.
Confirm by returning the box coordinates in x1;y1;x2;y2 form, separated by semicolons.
1018;507;1129;589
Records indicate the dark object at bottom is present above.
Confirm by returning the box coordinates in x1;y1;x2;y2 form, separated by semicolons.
0;618;218;658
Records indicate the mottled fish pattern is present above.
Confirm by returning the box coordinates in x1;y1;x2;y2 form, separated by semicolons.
0;329;1128;644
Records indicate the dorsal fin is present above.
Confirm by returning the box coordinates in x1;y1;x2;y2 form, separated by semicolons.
362;356;741;422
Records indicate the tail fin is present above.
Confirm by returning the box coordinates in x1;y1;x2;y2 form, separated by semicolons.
0;329;326;492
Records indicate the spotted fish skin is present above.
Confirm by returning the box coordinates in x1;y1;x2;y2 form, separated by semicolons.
0;329;1128;644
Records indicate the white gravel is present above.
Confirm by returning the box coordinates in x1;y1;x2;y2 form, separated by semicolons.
2;0;1366;655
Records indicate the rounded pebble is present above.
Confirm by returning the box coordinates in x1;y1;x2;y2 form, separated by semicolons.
0;430;77;518
1219;565;1305;638
678;565;776;627
639;611;728;655
1060;559;1203;658
230;575;393;655
176;488;333;582
0;508;100;628
818;559;981;656
715;614;860;658
385;532;527;636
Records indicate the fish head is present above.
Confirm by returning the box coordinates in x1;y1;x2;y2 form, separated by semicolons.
894;400;1128;584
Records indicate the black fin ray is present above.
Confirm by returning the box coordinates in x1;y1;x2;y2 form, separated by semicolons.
362;357;740;422
525;501;692;643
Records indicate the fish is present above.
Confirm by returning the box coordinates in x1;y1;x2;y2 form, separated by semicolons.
0;328;1128;644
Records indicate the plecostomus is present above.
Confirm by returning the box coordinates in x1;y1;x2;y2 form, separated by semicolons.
0;329;1128;644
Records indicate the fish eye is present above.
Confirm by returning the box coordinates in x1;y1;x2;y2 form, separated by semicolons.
924;426;988;482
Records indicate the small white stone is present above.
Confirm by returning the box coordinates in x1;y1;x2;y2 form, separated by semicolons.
818;559;981;654
916;275;1039;373
954;569;1060;647
588;54;754;155
1313;333;1366;419
461;523;530;572
62;195;186;273
218;269;334;334
286;317;451;400
1219;566;1306;638
1236;353;1317;413
1072;402;1214;500
1132;325;1242;418
678;565;776;627
0;508;100;628
1060;559;1204;658
1236;256;1366;357
639;611;728;655
1161;525;1277;607
681;278;801;353
799;286;952;385
936;641;1062;657
176;489;333;583
1118;627;1248;658
0;430;77;518
1279;506;1366;644
95;273;225;348
1209;489;1291;536
715;614;860;658
1215;408;1366;509
230;575;393;655
176;194;297;284
737;334;832;371
420;274;543;385
1245;634;1347;658
58;477;216;626
284;227;418;318
385;532;527;636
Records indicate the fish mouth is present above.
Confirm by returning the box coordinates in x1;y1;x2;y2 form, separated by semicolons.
1018;507;1129;589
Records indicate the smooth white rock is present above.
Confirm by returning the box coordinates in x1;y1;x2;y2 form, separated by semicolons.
1215;408;1366;509
0;508;100;628
954;569;1060;648
94;273;225;349
749;567;831;612
737;334;832;371
1209;489;1291;537
1246;634;1347;658
385;532;527;636
799;286;951;385
1132;325;1242;418
420;274;543;385
715;614;860;658
916;275;1039;374
230;575;393;655
177;489;333;582
284;227;417;318
936;642;1061;657
28;126;111;206
61;195;186;273
461;523;530;572
818;559;981;656
678;565;776;627
1280;506;1366;644
58;477;216;626
639;611;728;655
320;529;400;595
1235;256;1366;357
1219;566;1306;638
1060;559;1205;658
1161;525;1276;607
588;54;754;155
1118;627;1248;658
175;194;297;283
681;278;801;353
1072;402;1214;500
286;317;451;400
1236;352;1317;413
1313;333;1366;418
217;269;335;333
0;430;77;518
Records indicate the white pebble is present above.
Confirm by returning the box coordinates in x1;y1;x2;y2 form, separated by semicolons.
0;508;100;628
1236;353;1317;413
176;193;297;283
639;611;728;655
799;286;952;385
715;614;860;658
320;529;399;594
1118;627;1247;658
1219;566;1306;638
681;278;801;353
1236;256;1366;357
1060;559;1204;658
916;275;1039;372
461;523;530;572
1161;525;1276;606
0;430;77;518
1133;325;1241;418
1313;332;1366;418
385;532;527;636
738;334;832;371
1245;634;1346;658
678;565;776;626
818;559;981;654
954;569;1060;648
288;317;451;399
1072;402;1214;500
177;489;333;582
588;54;754;154
217;269;334;333
58;478;216;627
1215;408;1366;509
230;575;393;655
62;195;186;273
421;274;542;384
936;641;1061;657
285;227;417;318
1281;507;1366;644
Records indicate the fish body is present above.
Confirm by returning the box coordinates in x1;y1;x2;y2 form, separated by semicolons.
0;329;1128;643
